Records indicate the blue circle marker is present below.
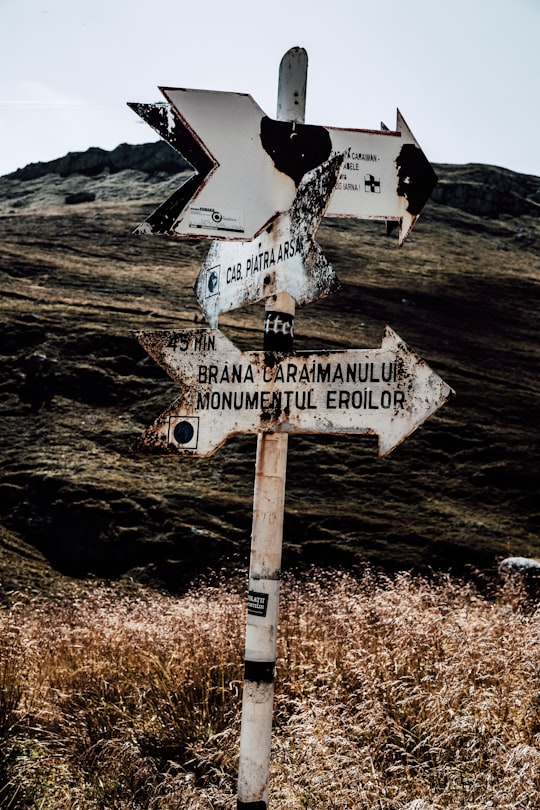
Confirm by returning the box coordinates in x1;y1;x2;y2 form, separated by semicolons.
208;270;218;293
173;420;194;445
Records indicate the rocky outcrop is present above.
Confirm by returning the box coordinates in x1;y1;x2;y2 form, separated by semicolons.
499;557;540;601
431;163;540;217
65;191;96;205
6;141;190;181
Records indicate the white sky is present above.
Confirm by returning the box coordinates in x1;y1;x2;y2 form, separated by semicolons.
1;0;539;178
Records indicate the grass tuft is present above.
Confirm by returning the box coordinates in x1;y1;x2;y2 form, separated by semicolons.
0;571;538;808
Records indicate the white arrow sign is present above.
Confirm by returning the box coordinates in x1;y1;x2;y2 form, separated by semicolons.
326;110;435;241
195;153;344;327
129;90;294;242
134;327;453;458
129;90;437;246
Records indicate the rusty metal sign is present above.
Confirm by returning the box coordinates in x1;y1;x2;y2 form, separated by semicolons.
129;89;295;241
326;110;436;243
134;327;453;458
195;153;344;327
128;90;437;245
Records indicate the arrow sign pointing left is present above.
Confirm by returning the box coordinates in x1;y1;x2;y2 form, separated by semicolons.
134;327;453;457
194;153;344;327
128;89;437;245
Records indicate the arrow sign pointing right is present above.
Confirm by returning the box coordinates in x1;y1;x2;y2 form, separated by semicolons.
128;89;437;245
194;152;345;327
325;110;437;244
134;327;453;457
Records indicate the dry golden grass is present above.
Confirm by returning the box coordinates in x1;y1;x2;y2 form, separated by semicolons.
1;571;539;809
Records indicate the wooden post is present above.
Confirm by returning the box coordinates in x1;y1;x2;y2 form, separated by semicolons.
236;47;307;810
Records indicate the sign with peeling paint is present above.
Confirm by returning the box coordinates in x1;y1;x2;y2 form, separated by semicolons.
128;90;437;245
195;154;343;327
128;91;295;243
326;111;435;242
133;327;453;458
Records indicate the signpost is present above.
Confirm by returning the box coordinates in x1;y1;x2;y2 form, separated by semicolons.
129;90;436;245
194;153;344;327
129;46;450;810
134;326;452;458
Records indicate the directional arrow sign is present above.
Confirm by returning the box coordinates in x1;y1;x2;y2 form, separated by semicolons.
325;110;436;243
134;327;453;458
128;89;437;245
128;90;296;241
195;153;344;327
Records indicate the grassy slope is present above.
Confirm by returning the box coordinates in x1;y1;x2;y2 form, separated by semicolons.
0;186;538;592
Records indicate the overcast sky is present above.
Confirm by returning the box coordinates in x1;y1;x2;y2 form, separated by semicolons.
1;0;538;178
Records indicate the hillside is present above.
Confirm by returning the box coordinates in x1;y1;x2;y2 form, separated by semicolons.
0;145;538;596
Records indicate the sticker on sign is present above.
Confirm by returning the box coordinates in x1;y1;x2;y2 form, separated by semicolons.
188;206;244;233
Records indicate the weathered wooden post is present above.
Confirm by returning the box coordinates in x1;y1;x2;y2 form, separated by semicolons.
236;47;306;810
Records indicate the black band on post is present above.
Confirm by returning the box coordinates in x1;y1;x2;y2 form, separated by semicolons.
263;311;294;352
244;660;275;684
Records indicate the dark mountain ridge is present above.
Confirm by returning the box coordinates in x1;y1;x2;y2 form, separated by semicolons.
5;141;191;182
431;162;540;218
3;141;540;218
